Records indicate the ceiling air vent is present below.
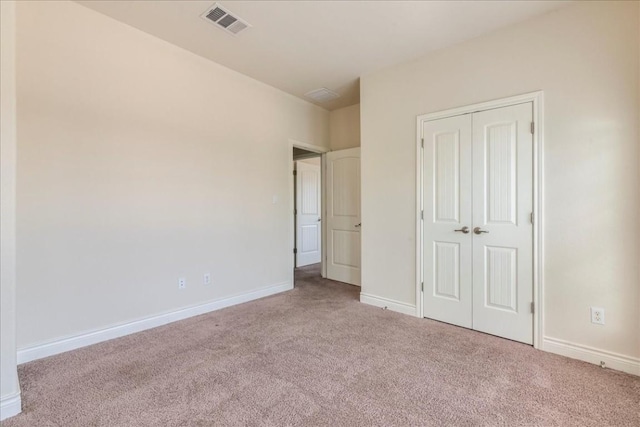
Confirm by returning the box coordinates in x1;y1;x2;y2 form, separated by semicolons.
305;88;340;103
201;3;251;36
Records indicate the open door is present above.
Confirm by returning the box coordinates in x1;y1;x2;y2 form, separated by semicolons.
295;159;322;267
326;147;361;286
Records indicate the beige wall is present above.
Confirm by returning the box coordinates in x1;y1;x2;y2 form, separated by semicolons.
329;104;360;150
361;1;640;359
1;0;21;415
16;1;329;349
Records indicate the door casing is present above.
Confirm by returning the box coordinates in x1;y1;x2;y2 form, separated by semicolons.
416;91;544;349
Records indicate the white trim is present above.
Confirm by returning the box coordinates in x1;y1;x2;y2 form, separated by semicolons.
360;293;417;316
415;115;423;318
416;91;543;122
416;91;544;348
532;92;545;349
543;337;640;376
0;392;21;421
288;139;328;283
288;139;329;155
321;153;327;279
17;281;292;364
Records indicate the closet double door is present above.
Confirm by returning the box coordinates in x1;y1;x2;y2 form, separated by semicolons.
422;103;534;344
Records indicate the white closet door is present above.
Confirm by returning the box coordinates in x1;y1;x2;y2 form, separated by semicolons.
295;160;322;267
471;102;534;344
422;114;473;328
326;147;361;285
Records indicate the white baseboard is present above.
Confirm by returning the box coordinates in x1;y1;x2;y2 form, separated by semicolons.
18;281;292;364
0;392;21;421
543;336;640;376
360;292;417;316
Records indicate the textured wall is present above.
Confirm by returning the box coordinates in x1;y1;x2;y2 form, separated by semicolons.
361;1;639;358
1;0;21;417
16;0;329;349
330;104;361;150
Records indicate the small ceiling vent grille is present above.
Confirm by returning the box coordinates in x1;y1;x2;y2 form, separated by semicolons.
201;3;251;36
305;88;341;103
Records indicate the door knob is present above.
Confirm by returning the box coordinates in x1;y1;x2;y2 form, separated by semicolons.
454;226;470;234
474;227;489;235
317;218;322;222
355;223;361;228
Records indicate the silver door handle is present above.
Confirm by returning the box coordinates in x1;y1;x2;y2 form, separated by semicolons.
355;223;361;228
474;227;489;234
454;226;470;234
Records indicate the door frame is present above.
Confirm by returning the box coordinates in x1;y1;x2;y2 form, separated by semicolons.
289;139;328;286
416;91;544;349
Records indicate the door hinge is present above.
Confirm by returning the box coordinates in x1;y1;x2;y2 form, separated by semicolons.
530;212;534;224
531;302;535;314
293;170;297;176
293;248;297;254
421;210;424;220
421;138;424;148
421;282;424;292
530;122;535;134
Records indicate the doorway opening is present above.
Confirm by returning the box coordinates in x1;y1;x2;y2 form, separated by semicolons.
293;147;323;286
288;142;362;289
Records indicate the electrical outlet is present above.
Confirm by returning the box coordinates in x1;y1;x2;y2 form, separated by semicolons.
203;273;211;286
178;277;186;290
590;307;605;325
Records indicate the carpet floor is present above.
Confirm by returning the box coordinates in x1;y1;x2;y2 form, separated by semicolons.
4;264;639;426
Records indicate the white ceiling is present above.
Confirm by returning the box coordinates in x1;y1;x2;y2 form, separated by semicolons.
76;1;569;110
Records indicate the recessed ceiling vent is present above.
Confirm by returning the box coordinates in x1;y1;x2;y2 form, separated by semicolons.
305;88;341;103
201;3;251;36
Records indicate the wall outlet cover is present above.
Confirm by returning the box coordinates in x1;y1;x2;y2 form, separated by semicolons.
590;307;605;325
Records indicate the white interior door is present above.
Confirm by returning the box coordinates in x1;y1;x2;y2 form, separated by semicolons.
422;114;473;328
326;147;361;285
295;159;322;267
471;103;533;344
422;102;534;344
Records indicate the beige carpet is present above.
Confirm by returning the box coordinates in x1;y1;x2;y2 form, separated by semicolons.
5;264;639;426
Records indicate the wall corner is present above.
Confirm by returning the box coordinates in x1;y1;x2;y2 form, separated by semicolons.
1;0;22;420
